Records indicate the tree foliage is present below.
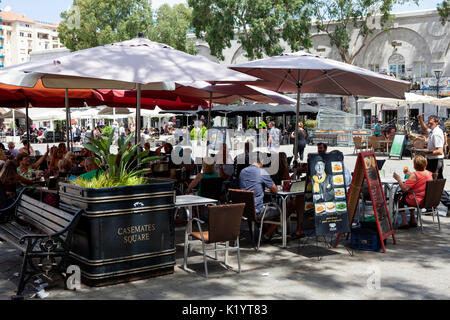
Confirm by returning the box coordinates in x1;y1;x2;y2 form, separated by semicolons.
311;0;419;64
187;0;312;61
437;0;449;25
149;4;196;54
58;0;195;53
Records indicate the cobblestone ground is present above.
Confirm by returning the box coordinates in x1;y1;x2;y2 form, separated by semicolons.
1;144;449;300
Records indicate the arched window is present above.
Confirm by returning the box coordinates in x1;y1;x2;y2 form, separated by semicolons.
388;54;405;78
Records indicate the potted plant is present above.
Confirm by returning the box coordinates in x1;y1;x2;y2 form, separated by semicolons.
59;131;176;286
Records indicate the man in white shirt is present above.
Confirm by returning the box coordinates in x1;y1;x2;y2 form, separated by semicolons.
418;114;450;216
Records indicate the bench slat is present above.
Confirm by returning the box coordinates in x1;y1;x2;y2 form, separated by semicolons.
0;223;27;240
21;195;73;222
16;207;61;235
19;200;69;229
0;226;26;252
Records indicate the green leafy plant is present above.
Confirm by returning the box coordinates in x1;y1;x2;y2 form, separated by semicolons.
102;125;113;136
303;120;318;129
72;131;163;188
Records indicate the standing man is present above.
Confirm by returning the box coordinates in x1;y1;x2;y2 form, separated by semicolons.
268;121;281;152
374;121;382;137
418;114;450;216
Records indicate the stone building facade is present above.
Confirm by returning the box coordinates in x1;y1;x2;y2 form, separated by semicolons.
191;8;449;127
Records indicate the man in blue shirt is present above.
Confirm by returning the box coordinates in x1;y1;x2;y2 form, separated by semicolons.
374;121;382;136
239;152;280;241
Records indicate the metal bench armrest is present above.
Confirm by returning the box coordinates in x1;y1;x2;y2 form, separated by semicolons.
0;188;26;216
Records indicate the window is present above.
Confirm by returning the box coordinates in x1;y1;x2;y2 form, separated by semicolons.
388;54;405;78
25;24;31;28
28;33;32;38
413;62;427;80
20;32;25;37
369;64;380;72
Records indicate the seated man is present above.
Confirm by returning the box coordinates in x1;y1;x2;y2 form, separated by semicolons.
239;152;279;241
80;157;101;181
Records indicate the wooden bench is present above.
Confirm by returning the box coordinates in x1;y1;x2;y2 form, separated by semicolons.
0;189;84;299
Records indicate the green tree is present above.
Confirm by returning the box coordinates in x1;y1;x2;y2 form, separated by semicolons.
187;0;312;61
437;0;449;25
58;0;155;51
150;4;196;54
310;0;419;64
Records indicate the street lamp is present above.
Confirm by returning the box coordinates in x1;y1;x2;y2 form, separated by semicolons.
434;70;443;115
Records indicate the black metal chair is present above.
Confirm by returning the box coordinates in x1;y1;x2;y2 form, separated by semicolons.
393;179;446;231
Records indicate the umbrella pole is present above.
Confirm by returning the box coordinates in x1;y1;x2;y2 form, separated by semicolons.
25;98;30;155
208;92;213;129
136;83;142;146
65;89;71;152
294;82;302;162
12;109;16;138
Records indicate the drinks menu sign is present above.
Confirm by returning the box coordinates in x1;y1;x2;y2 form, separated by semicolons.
303;152;350;236
342;151;396;252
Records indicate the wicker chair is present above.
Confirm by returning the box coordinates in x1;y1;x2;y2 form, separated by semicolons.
353;136;368;154
410;136;426;159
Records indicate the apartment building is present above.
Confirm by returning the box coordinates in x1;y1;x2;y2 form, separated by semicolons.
0;10;65;67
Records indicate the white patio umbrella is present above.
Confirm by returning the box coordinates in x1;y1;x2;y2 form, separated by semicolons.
0;36;258;146
230;51;410;157
359;92;435;123
430;97;450;107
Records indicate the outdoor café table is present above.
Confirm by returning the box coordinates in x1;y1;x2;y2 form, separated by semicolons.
379;140;391;155
175;195;218;270
380;177;400;223
264;188;304;249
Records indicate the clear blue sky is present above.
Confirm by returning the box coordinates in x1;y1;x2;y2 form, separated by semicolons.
0;0;443;24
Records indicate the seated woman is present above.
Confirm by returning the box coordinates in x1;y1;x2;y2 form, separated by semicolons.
393;155;433;229
16;148;49;179
269;152;305;239
48;147;64;177
186;158;220;195
57;157;73;179
0;160;35;197
155;143;177;179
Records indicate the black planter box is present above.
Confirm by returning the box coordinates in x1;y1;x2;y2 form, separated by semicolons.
59;179;176;286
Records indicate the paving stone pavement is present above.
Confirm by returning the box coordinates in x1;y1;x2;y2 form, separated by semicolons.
1;143;449;300
1;211;449;300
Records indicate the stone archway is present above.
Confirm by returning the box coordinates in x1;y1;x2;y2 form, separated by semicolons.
358;27;433;76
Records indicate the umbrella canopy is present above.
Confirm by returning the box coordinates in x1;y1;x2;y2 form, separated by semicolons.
0;80;103;108
430;97;450;107
95;89;207;110
230;51;409;98
175;81;296;105
98;107;132;116
71;108;101;119
197;103;318;117
230;51;410;158
1;38;258;90
358;92;435;107
0;109;28;119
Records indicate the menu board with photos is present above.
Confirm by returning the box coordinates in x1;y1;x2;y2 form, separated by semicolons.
303;152;350;236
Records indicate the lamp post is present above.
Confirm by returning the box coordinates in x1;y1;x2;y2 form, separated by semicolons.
434;70;442;115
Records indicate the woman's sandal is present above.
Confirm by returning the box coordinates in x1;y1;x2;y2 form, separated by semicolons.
408;221;418;228
398;224;410;230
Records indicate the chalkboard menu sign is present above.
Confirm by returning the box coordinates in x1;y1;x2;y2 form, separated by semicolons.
303;152;350;236
340;151;396;252
389;134;406;159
